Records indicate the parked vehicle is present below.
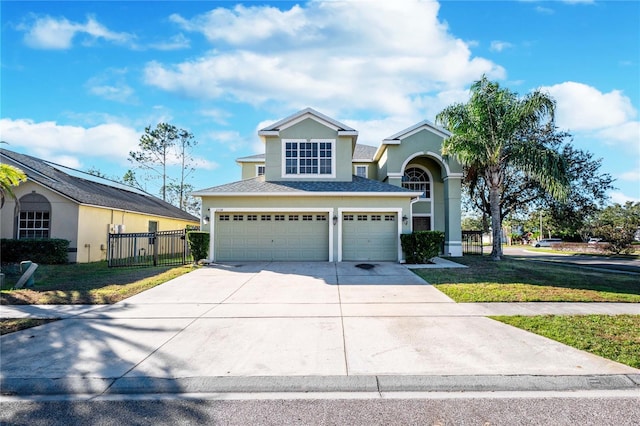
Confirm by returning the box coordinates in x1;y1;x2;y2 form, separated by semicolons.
534;238;562;248
588;238;603;245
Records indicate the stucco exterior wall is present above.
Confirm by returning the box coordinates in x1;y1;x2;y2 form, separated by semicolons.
76;206;199;263
239;162;265;180
264;118;353;182
1;181;81;262
352;162;377;180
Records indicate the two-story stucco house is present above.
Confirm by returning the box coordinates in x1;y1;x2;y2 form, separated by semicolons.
193;108;463;262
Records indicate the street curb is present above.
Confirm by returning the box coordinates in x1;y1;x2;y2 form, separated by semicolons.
2;374;639;396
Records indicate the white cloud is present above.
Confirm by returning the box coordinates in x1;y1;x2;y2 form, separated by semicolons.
0;118;139;165
490;40;514;52
20;15;132;49
618;169;640;182
148;33;190;51
147;0;505;117
85;68;135;103
609;191;640;204
540;82;639;150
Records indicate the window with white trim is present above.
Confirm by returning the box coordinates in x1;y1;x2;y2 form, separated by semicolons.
402;167;431;198
17;193;51;239
283;139;334;177
256;165;265;176
354;165;367;178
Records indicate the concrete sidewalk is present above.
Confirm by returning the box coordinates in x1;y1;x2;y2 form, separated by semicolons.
1;262;639;397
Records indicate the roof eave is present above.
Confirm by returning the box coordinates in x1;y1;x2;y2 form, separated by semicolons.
192;191;422;197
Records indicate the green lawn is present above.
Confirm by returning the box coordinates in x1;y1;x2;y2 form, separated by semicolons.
493;314;640;369
413;255;640;302
1;261;195;305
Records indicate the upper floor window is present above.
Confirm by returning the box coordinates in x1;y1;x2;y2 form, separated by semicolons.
17;192;51;239
354;165;368;178
402;167;431;198
256;165;265;176
283;139;334;177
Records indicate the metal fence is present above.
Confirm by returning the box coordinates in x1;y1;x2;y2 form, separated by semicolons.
462;230;483;255
107;229;194;267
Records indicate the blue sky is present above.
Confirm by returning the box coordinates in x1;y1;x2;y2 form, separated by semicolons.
2;0;639;206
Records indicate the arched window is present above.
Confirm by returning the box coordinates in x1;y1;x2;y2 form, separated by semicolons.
402;167;430;198
17;192;51;239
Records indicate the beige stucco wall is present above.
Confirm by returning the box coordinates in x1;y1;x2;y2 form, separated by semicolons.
76;206;199;263
1;181;81;262
239;161;265;180
200;194;414;260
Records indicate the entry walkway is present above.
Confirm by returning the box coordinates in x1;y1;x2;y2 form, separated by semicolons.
1;262;639;397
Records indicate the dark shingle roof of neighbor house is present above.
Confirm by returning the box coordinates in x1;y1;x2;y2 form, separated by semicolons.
0;148;199;222
192;175;419;196
236;143;378;163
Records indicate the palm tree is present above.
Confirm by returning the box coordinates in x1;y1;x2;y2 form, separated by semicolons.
0;163;27;208
436;76;569;260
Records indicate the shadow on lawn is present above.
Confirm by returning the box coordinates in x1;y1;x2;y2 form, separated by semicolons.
418;255;640;298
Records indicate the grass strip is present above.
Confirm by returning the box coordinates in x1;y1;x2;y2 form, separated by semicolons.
414;255;640;302
0;318;59;335
492;314;640;369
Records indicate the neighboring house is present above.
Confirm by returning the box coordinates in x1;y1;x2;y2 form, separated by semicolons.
193;108;463;263
0;149;199;263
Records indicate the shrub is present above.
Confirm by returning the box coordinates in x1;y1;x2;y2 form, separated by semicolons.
186;231;210;262
400;231;445;264
1;239;70;264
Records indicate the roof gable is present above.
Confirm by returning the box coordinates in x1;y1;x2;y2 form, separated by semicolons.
374;120;451;161
258;108;358;138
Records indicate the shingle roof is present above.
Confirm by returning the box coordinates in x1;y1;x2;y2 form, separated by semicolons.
0;149;199;222
192;175;419;196
352;144;377;161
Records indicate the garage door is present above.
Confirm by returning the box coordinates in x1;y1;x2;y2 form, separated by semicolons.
214;212;329;261
342;213;398;261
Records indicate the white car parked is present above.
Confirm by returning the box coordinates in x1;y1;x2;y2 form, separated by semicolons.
534;238;562;248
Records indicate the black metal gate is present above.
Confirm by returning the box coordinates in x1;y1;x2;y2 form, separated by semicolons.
462;230;483;255
107;229;194;267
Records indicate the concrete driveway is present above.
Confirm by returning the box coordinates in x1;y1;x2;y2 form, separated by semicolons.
1;262;639;395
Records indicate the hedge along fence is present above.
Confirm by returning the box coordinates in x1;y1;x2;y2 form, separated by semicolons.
400;231;445;264
1;238;70;264
186;231;210;263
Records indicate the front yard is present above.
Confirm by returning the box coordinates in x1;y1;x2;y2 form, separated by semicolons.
1;261;195;305
413;255;640;302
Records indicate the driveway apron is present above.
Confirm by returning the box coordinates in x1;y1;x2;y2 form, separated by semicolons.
1;262;638;388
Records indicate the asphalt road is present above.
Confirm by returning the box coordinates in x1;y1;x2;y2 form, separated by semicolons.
2;393;640;425
503;246;640;274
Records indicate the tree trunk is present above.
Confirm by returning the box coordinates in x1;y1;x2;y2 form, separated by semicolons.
489;182;502;260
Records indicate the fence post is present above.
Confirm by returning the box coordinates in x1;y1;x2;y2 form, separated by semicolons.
153;232;159;266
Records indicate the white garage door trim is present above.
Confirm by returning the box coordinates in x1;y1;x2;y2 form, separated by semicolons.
337;207;403;262
208;207;334;262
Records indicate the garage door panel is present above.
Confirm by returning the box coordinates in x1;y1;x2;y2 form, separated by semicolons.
343;213;397;261
215;212;329;261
